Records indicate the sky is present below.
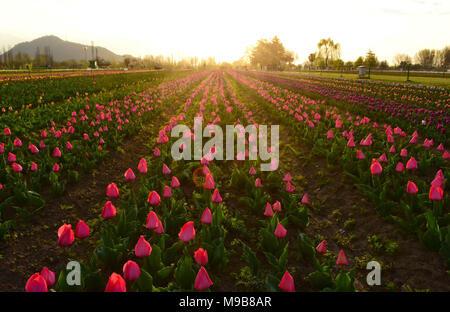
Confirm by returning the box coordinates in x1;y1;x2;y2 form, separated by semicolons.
0;0;449;64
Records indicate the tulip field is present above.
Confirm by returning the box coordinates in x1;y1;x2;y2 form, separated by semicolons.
0;69;449;292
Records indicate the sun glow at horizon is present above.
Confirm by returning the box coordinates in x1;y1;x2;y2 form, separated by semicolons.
0;0;449;65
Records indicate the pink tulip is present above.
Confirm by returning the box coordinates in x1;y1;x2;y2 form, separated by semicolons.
162;163;171;175
146;211;159;229
105;273;126;292
407;181;418;194
301;193;310;205
370;159;382;175
102;201;117;219
147;191;161;206
194;267;213;291
75;220;90;239
201;208;212;224
40;267;55;288
274;223;287;238
123;261;140;282
336;249;349;266
171;176;180;188
138;158;147;174
179;221;195;242
57;224;74;247
429;186;443;201
12;163;23;172
264;202;274;217
406;157;418;171
204;173;215;190
278;271;295;292
211;189;222;203
135;235;152;257
194;248;208;266
124;168;136;181
316;240;327;254
106;183;120;198
25;273;47;292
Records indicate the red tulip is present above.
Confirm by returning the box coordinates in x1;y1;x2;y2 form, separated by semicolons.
163;185;172;198
14;138;23;147
211;189;222;203
171;176;180;188
249;166;256;175
370;159;382;175
400;148;408;158
327;130;334;139
25;273;47;292
102;201;117;219
278;271;295;292
301;193;310;205
123;261;140;282
52;147;61;158
75;220;90;239
395;162;405;172
106;183;119;198
138;158;147;174
274;223;287;238
105;273;126;292
153;147;161;156
12;163;23;172
443;150;450;160
29;144;39;154
135;235;152;257
431;176;443;188
194;248;208;266
146;211;159;229
204;173;215;190
201;207;212;224
272;200;282;212
429;186;443;201
282;172;292;182
40;267;55;287
194;267;213;291
4;128;11;136
52;163;60;172
179;221;195;242
154;219;164;234
347;137;355;148
316;240;327;254
147;190;161;206
356;150;365;160
336;249;349;266
264;202;274;217
406;157;418;171
57;224;74;247
389;145;396;153
66;141;72;150
255;178;262;188
7;152;16;162
124;168;136;181
286;181;295;192
407;181;418;194
162;163;171;175
378;153;388;163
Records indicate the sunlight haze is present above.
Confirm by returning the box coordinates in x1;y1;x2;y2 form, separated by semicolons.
0;0;449;64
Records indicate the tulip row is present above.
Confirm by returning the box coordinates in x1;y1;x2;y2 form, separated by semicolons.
246;71;449;143
0;70;209;239
227;70;449;264
24;70;358;292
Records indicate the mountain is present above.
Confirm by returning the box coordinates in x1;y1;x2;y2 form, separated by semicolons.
1;35;124;62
